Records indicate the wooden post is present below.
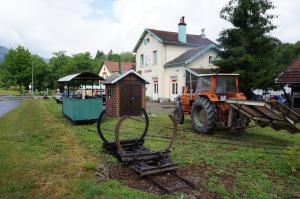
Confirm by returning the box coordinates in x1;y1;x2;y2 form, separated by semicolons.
85;80;87;98
67;82;70;97
92;80;94;97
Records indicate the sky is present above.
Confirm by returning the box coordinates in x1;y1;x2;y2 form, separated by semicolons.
0;0;299;58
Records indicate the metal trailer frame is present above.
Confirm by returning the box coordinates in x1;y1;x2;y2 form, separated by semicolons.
226;99;300;133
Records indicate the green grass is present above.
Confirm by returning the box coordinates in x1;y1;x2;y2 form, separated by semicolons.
1;99;299;199
0;88;20;95
0;100;168;199
44;99;300;199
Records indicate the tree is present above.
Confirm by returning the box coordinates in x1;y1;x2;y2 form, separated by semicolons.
70;52;98;73
48;51;71;89
107;49;113;61
216;0;279;95
95;50;105;60
1;46;32;91
120;51;135;62
31;55;49;90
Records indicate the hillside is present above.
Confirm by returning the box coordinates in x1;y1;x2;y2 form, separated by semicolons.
0;46;9;62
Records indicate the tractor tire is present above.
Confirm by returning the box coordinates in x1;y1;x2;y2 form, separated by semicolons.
173;105;184;124
191;96;216;133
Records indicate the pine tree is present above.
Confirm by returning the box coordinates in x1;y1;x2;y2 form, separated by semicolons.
95;50;104;60
216;0;279;95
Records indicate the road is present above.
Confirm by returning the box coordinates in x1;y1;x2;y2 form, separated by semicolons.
0;96;22;117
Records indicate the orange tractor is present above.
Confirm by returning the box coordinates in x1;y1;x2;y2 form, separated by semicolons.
174;71;300;134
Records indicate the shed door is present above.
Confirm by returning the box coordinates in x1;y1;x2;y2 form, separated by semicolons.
120;83;142;116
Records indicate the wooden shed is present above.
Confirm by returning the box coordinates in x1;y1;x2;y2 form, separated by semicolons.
275;54;300;112
103;70;149;117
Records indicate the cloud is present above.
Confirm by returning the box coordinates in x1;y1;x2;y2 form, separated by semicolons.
0;0;299;58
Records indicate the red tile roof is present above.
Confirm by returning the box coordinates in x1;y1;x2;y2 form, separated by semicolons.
276;55;300;83
103;61;135;73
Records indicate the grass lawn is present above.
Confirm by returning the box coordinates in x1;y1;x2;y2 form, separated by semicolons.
0;99;299;199
0;100;167;199
0;89;20;95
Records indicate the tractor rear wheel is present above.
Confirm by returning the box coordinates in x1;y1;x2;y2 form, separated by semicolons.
173;105;184;124
191;96;216;133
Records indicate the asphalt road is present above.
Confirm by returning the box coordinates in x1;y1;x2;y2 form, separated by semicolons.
0;96;22;117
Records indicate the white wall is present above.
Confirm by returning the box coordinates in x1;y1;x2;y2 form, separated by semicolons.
135;32;218;101
165;44;194;62
135;32;165;99
187;49;218;69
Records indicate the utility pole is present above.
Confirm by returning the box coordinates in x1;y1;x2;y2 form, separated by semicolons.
32;61;34;98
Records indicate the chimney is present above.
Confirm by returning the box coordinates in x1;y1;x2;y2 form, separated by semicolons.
200;28;206;39
178;16;186;43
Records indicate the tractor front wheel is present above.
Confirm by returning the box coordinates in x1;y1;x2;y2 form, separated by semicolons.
191;97;216;133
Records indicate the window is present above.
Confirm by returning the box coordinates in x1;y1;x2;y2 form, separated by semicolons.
153;50;157;65
215;77;237;93
153;82;158;94
172;82;178;94
196;76;211;93
209;56;213;64
140;54;144;66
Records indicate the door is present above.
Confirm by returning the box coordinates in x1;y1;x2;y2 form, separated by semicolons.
120;82;142;116
152;79;159;101
170;78;178;101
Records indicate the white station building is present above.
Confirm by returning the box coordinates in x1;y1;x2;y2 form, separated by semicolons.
133;17;219;101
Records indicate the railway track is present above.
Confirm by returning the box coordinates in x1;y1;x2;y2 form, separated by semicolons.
145;171;197;194
83;126;298;156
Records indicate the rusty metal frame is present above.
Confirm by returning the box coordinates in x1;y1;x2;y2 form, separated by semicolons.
96;108;149;144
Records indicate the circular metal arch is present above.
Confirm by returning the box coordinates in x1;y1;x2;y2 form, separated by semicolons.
115;114;177;152
96;109;149;144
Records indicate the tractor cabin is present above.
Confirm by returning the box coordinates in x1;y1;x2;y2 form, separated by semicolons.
275;54;300;113
181;68;246;113
104;69;149;117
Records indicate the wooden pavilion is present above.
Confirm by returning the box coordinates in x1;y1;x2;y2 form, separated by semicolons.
275;54;300;112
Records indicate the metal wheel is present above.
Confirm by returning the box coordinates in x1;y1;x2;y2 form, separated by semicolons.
191;96;216;133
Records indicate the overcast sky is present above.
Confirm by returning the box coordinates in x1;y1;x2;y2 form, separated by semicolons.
0;0;299;58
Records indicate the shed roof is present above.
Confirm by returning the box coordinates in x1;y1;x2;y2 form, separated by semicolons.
57;72;104;82
165;44;218;68
186;68;218;76
275;55;300;83
103;69;150;85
